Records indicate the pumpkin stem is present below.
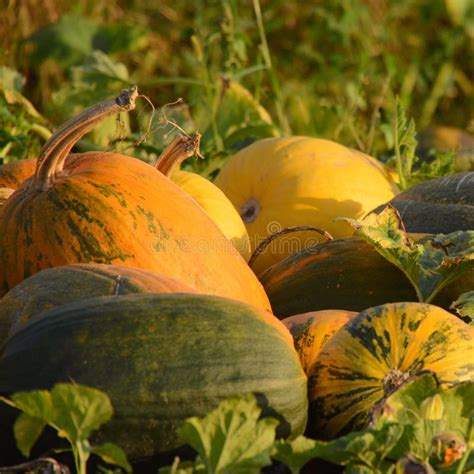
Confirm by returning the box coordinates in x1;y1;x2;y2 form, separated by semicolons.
34;86;139;190
248;226;334;269
155;133;201;177
382;369;411;396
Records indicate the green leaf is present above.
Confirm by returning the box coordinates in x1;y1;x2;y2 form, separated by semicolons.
177;394;278;474
341;205;474;302
91;442;132;473
0;383;118;472
71;51;130;85
393;97;418;190
372;373;473;467
451;291;474;322
316;424;404;469
200;79;278;157
273;426;402;473
10;389;55;421
13;413;47;457
27;15;98;67
93;23;150;54
50;383;113;442
272;435;319;473
50;52;132;148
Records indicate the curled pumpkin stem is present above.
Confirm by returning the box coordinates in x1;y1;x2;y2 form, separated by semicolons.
35;86;139;190
248;226;333;269
155;133;202;177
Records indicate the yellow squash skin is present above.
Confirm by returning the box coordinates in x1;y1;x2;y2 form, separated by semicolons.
307;302;474;440
170;170;252;261
215;137;399;273
282;310;357;374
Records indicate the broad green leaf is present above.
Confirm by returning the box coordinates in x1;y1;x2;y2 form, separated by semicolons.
91;442;132;473
315;424;404;470
273;425;402;473
27;15;98;67
372;374;473;466
10;389;54;421
200;79;278;157
71;51;130;85
451;291;474;322
272;435;319;473
341;205;474;303
13;413;47;457
49;52;132;148
50;383;113;442
178;394;278;474
93;23;150;54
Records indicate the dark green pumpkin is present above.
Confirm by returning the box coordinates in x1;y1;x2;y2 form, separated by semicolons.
0;263;197;348
260;237;474;318
373;172;473;233
0;293;307;463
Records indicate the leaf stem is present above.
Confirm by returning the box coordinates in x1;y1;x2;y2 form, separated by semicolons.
252;0;291;135
456;416;472;474
394;102;407;191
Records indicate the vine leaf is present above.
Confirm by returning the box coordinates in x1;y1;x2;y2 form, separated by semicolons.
177;394;278;474
339;205;474;303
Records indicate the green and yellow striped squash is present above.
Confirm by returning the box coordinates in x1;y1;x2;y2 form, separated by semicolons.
307;302;474;440
282;310;357;374
0;294;307;463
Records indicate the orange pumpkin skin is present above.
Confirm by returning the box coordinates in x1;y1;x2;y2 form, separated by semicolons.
0;159;36;189
282;310;357;374
0;151;270;311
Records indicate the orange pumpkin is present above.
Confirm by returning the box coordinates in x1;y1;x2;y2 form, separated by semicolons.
0;159;36;189
0;88;271;312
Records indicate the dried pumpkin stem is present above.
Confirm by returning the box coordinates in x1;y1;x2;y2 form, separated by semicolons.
35;86;139;190
155;133;201;176
248;226;334;269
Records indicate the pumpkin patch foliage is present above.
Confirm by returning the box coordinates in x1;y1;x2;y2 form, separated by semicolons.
0;1;473;472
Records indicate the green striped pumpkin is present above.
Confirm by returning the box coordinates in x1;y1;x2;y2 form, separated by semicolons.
372;172;474;233
307;302;474;440
0;294;307;463
260;237;474;317
0;264;198;347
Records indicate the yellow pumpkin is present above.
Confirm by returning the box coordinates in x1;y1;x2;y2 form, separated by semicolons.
215;137;399;273
170;171;251;261
155;134;251;261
